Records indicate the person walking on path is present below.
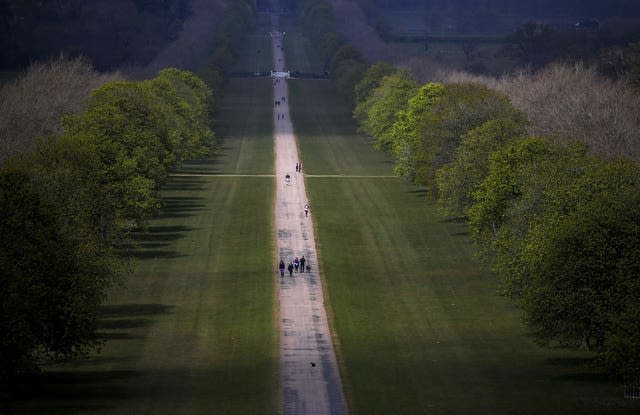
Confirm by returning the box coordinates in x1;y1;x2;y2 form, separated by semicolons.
304;203;309;217
279;259;285;277
293;257;300;272
288;261;294;277
295;162;299;173
300;256;306;273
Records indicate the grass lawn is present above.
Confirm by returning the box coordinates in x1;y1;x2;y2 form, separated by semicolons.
281;18;325;74
6;27;279;415
289;78;640;414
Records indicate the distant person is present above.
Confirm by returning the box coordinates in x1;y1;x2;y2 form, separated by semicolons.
299;162;302;172
300;256;306;273
285;173;291;185
295;162;299;172
288;261;294;277
279;260;285;277
304;203;309;217
293;257;300;272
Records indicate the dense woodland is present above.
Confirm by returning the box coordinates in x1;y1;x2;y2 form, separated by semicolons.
0;0;190;70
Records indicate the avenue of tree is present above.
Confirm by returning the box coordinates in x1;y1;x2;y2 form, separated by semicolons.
2;0;640;395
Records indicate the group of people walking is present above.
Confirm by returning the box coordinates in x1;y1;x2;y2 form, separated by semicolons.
279;256;307;277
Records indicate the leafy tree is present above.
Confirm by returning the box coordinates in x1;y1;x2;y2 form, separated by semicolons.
62;80;170;225
436;114;527;215
319;31;345;66
517;159;640;362
354;62;397;105
605;302;640;376
411;82;518;188
329;45;368;106
353;69;417;151
0;167;117;381
469;134;640;375
389;82;445;181
144;68;215;161
468;136;563;269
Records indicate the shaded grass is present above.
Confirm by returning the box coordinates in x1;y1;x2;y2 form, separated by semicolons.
290;73;639;414
281;17;325;73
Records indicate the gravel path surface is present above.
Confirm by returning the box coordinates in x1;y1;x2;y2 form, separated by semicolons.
271;13;348;415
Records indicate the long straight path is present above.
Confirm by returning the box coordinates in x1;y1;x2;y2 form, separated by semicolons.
270;13;348;415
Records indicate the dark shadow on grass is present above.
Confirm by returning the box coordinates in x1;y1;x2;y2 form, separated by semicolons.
162;176;206;191
120;249;186;260
119;225;195;258
5;370;141;414
441;216;468;224
548;356;610;383
143;225;193;233
100;303;173;318
174;158;226;175
97;318;153;330
95;332;142;340
547;357;598;367
6;363;276;414
552;372;611;383
407;188;429;198
159;196;205;219
93;304;174;342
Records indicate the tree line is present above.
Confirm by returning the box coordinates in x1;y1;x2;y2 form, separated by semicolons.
0;0;256;386
0;67;214;384
296;0;369;107
197;0;255;110
354;65;640;376
369;0;640;17
298;0;640;377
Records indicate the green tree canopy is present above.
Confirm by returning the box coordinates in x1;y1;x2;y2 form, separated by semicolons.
436;114;527;216
468;134;640;374
518;158;640;368
389;82;445;181
412;82;520;188
353;69;418;151
63;80;170;225
0;168;117;381
144;68;215;161
353;61;396;104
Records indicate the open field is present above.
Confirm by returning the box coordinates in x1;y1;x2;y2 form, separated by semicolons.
288;74;639;414
6;31;279;415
